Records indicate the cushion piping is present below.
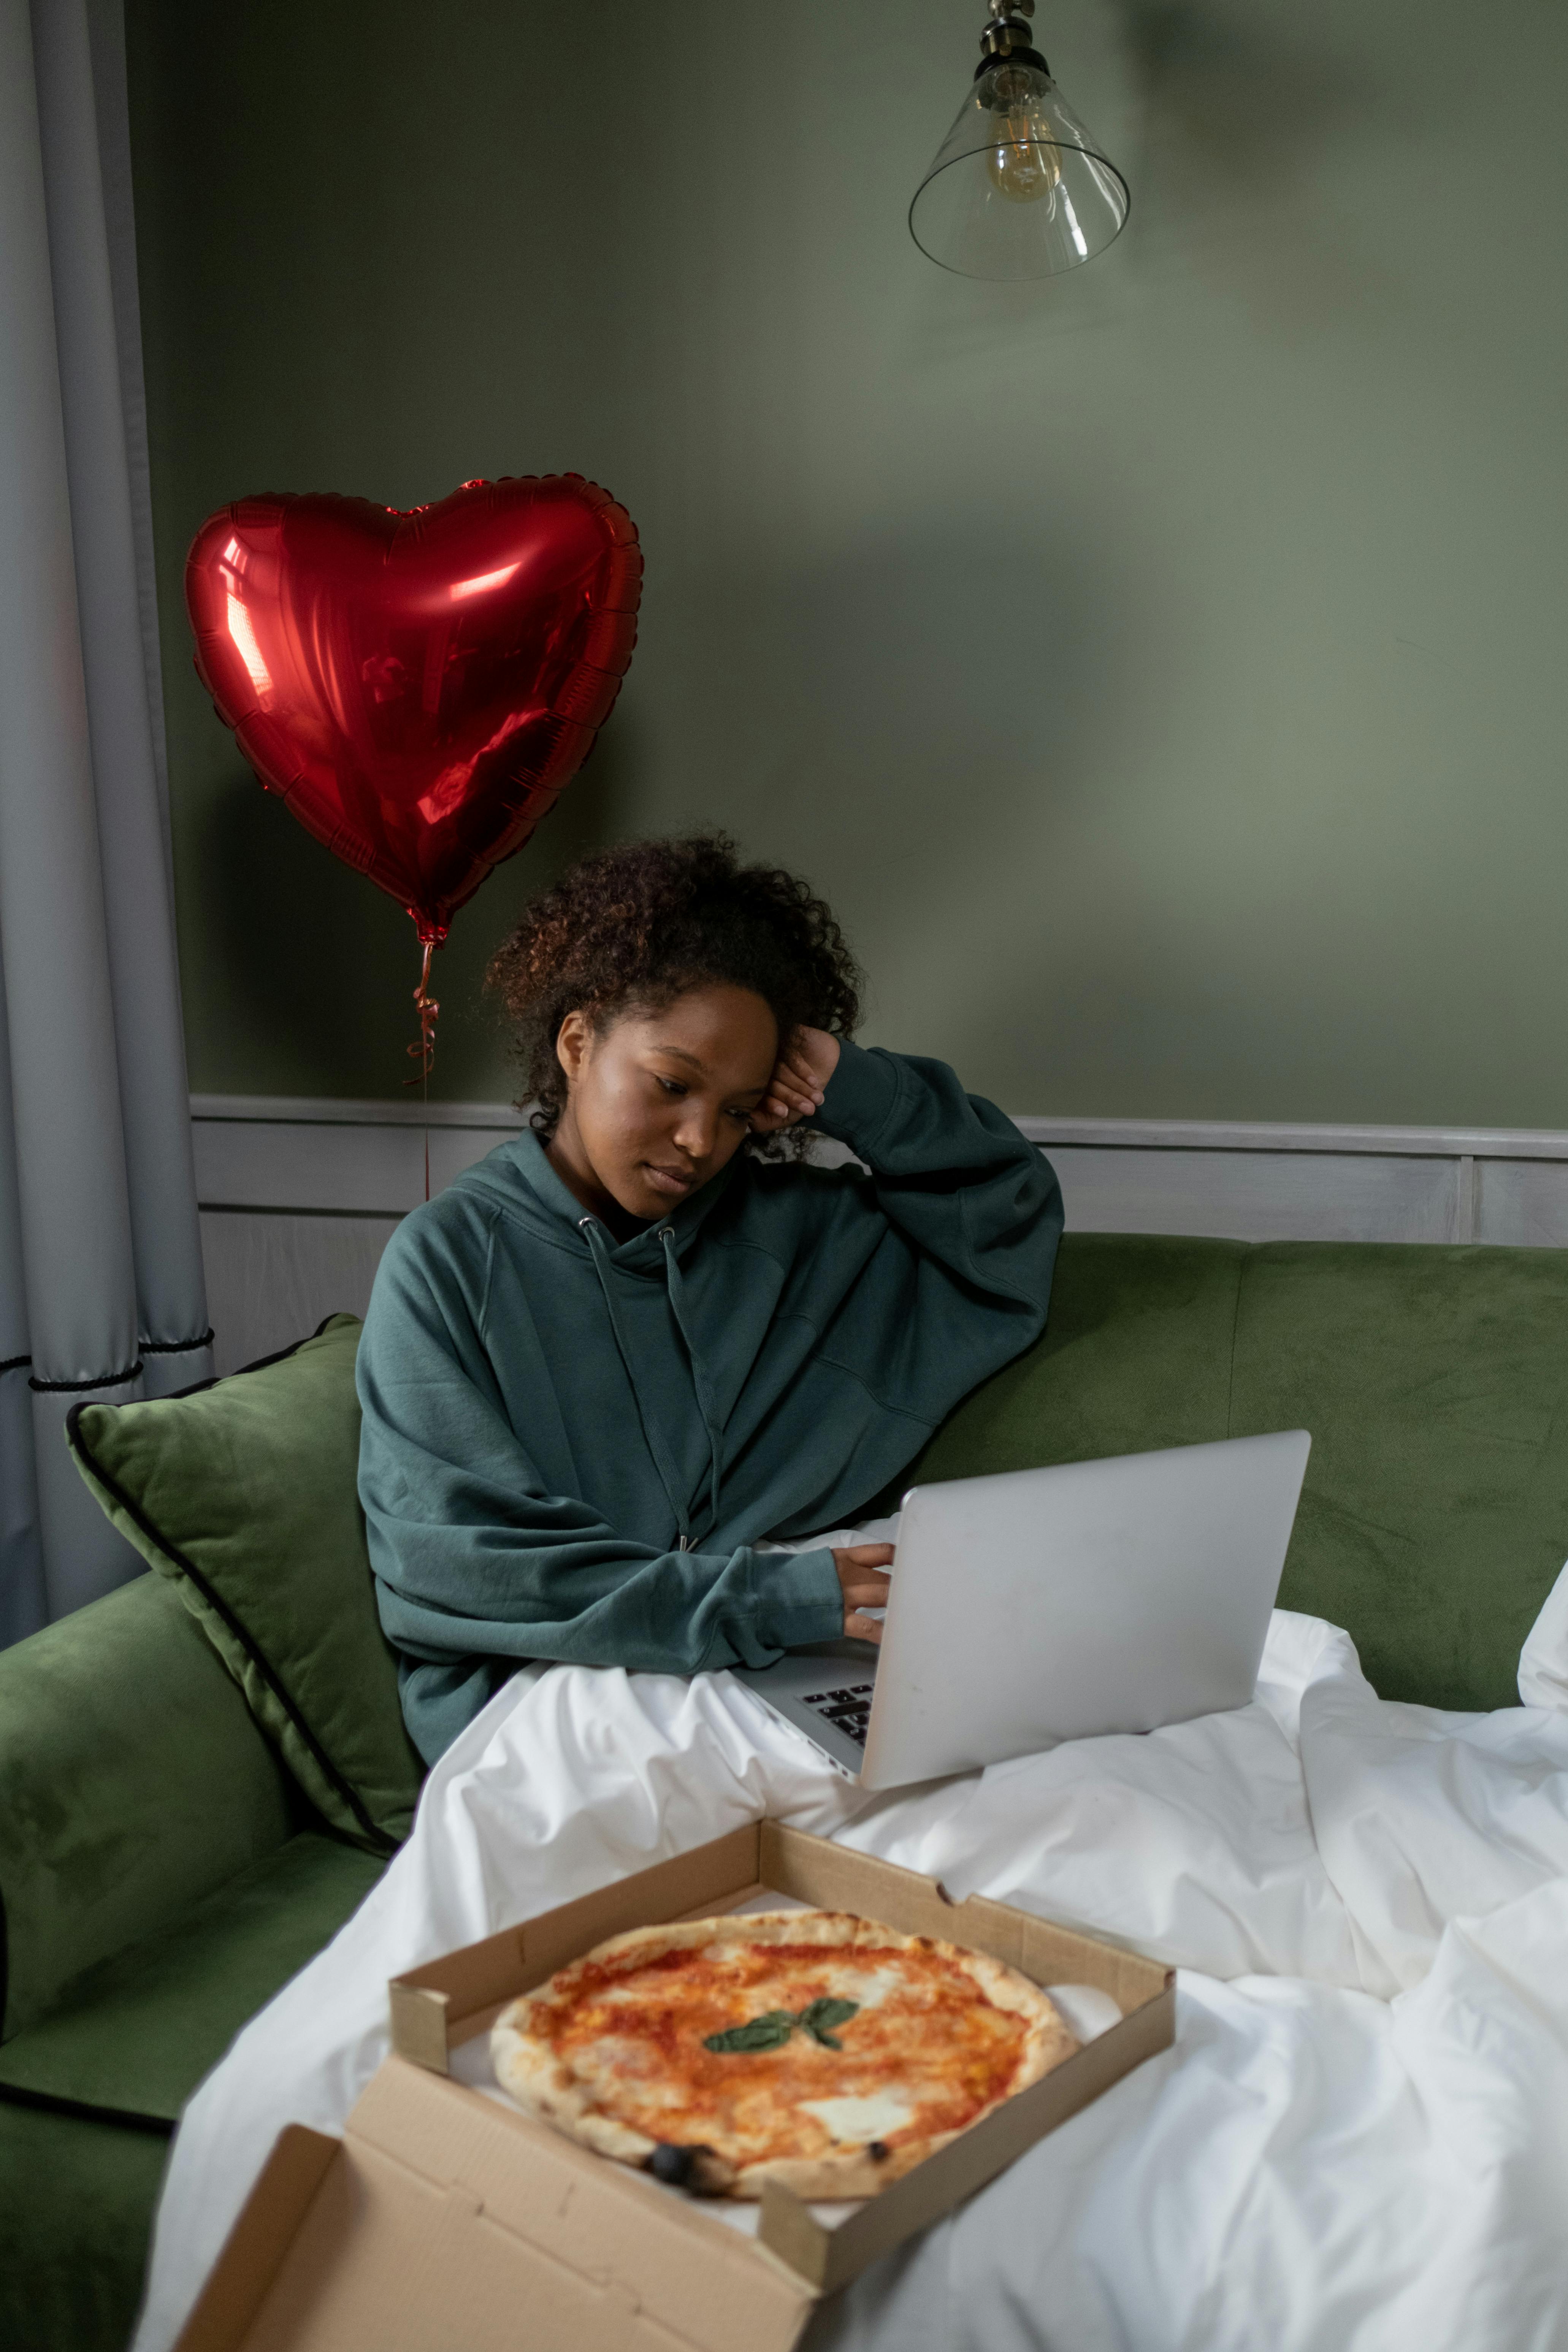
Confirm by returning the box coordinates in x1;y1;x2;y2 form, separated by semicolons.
0;2077;174;2136
64;1319;394;1856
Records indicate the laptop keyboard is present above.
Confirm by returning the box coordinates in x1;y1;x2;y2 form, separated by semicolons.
800;1683;875;1747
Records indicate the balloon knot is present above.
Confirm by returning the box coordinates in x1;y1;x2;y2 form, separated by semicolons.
405;938;441;1085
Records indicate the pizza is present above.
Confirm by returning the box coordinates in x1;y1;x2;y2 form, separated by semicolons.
490;1910;1078;2199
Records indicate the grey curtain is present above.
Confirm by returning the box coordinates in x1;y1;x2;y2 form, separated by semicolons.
0;0;211;1640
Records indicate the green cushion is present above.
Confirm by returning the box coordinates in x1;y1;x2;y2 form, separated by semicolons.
67;1316;423;1853
0;2098;170;2352
1230;1242;1568;1711
909;1231;1568;1713
0;1830;384;2125
913;1233;1244;1483
0;1571;295;2043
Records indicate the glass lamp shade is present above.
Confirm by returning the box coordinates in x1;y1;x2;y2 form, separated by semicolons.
909;58;1129;281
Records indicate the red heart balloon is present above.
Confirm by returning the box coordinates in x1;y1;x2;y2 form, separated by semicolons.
184;476;642;944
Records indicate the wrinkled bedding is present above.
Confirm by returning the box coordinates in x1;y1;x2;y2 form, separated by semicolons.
132;1590;1568;2352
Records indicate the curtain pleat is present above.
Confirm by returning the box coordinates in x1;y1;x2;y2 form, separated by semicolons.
0;957;46;1645
36;0;212;1403
0;0;212;1634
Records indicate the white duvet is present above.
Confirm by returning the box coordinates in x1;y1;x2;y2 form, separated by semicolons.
132;1580;1568;2352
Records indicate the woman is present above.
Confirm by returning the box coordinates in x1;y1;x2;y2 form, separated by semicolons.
357;835;1063;1763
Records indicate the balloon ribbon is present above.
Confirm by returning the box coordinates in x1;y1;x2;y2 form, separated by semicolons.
404;938;441;1202
405;939;441;1085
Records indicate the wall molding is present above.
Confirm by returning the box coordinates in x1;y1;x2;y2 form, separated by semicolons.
190;1095;1568;1373
192;1095;526;1219
1004;1115;1568;1252
192;1092;529;1130
193;1093;1568;1160
190;1094;1568;1238
1010;1114;1568;1164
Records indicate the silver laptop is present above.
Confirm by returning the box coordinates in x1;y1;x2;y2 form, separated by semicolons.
735;1431;1311;1789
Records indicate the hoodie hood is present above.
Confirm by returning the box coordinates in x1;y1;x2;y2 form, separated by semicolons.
455;1127;737;1275
455;1126;739;1548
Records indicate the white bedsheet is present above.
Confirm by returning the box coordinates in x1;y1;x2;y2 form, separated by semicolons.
131;1597;1568;2352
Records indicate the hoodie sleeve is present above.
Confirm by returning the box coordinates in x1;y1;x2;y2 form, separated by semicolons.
763;1039;1063;1447
356;1216;844;1760
814;1038;1061;1305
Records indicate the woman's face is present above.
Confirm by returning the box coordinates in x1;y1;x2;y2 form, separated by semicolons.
550;983;780;1224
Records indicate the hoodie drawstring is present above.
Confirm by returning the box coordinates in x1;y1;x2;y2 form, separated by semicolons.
661;1225;727;1540
578;1218;727;1552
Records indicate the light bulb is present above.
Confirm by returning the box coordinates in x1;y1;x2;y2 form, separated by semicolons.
984;63;1062;206
908;3;1129;280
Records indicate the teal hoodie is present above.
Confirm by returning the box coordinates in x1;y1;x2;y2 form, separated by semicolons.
357;1040;1062;1761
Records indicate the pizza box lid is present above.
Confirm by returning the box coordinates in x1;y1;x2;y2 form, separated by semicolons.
174;1821;1173;2352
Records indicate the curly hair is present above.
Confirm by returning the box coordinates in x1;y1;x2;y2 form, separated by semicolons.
486;834;862;1151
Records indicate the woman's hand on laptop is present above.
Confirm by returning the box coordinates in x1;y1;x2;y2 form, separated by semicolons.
833;1544;893;1643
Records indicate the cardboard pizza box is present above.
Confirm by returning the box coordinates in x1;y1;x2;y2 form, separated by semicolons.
174;1821;1174;2352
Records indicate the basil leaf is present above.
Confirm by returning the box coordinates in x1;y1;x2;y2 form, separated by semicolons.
799;1997;860;2049
704;2008;797;2054
703;1997;862;2055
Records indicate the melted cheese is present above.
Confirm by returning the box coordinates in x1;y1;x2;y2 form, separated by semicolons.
799;2090;914;2145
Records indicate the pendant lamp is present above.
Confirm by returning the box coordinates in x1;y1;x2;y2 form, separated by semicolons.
909;0;1129;281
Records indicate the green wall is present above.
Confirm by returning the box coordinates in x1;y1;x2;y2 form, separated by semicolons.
127;0;1568;1121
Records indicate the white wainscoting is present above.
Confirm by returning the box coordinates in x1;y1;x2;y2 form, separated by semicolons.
198;1210;404;1376
194;1097;526;1374
191;1095;1568;1376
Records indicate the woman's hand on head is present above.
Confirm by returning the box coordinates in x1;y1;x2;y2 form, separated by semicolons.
832;1542;893;1644
752;1026;842;1132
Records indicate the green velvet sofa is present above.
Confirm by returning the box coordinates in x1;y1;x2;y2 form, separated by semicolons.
4;1230;1568;2352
